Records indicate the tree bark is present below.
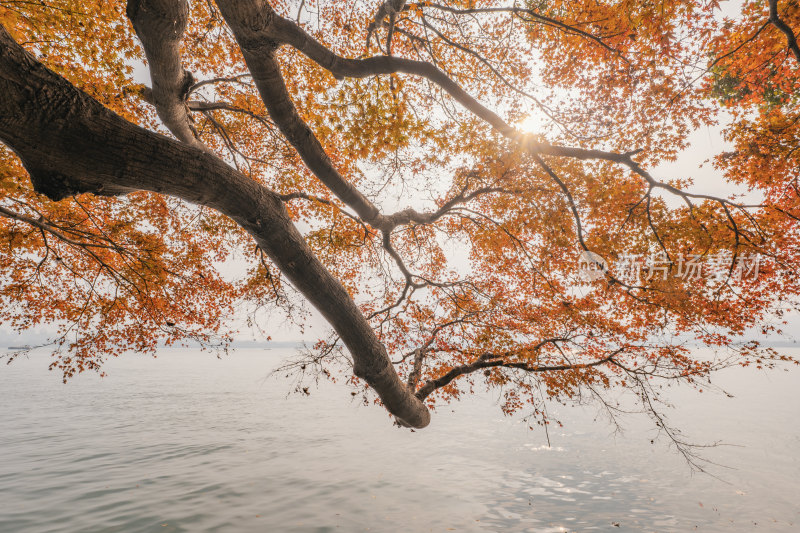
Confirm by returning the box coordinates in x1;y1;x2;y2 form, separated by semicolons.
126;0;206;150
768;0;800;63
214;0;388;229
0;24;430;428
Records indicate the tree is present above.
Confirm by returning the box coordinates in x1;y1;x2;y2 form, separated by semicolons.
0;0;798;450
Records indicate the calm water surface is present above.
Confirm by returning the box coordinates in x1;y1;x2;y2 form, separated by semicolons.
1;348;798;532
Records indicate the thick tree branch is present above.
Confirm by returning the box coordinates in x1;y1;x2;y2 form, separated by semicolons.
214;0;392;229
126;0;207;150
0;24;430;428
769;0;800;63
407;347;425;390
366;0;407;51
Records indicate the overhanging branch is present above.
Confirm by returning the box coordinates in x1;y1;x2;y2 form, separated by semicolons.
0;24;431;428
415;344;623;400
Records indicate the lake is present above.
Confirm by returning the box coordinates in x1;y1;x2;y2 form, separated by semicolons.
1;347;798;532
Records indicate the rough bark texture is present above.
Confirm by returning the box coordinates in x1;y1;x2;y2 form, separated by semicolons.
126;0;206;150
0;24;430;428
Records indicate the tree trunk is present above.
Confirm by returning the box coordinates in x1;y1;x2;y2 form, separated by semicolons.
0;24;430;428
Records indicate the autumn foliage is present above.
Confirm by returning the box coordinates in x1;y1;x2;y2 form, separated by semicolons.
1;0;799;439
